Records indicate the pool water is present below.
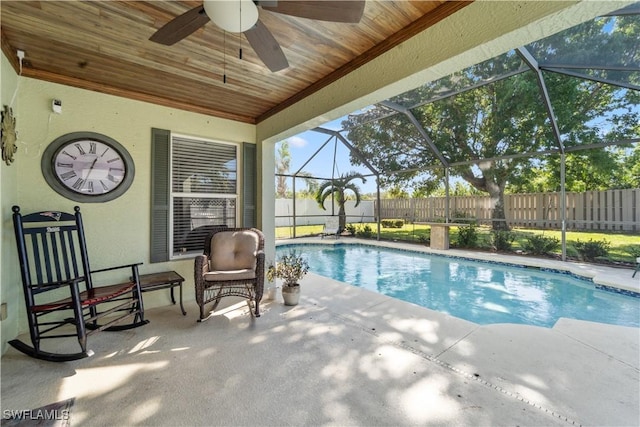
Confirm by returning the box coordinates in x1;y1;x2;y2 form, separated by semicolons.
276;244;640;328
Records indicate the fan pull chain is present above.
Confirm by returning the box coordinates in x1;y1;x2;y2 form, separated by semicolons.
239;0;243;60
223;30;227;84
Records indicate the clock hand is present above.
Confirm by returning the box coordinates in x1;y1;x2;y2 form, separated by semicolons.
83;158;98;188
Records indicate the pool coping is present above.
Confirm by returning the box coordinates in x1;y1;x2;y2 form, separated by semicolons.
275;237;640;298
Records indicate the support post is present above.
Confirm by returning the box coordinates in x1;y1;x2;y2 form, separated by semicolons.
292;178;297;238
445;168;450;223
561;153;567;261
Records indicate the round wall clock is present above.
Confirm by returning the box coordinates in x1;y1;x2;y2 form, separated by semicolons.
41;132;135;203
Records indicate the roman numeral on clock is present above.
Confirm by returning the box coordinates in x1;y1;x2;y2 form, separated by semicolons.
60;170;77;181
61;150;76;160
72;178;86;190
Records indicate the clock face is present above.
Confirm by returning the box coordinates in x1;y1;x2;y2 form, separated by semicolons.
54;139;126;195
42;132;135;203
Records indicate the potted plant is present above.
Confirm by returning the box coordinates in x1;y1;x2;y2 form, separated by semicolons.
267;251;309;306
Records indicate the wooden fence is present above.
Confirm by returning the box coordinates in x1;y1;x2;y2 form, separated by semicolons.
377;189;640;232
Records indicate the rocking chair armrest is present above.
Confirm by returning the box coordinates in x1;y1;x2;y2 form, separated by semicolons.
194;255;209;305
195;255;209;274
254;250;265;302
91;262;143;275
255;250;265;272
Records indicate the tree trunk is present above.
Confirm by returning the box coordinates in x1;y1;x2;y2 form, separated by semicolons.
459;165;509;231
338;204;346;233
486;181;509;231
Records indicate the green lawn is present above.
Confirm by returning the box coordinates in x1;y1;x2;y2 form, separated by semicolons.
276;222;640;265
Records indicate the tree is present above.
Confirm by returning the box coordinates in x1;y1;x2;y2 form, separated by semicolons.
295;171;320;199
275;141;291;198
315;172;366;232
623;144;640;188
508;147;635;193
385;186;410;199
343;14;639;229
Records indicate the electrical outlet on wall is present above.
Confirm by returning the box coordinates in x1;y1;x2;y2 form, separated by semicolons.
0;303;7;321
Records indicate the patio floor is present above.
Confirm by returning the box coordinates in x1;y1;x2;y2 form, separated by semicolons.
1;239;638;426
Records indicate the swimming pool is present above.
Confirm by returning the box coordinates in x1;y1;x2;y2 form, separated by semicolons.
276;243;640;328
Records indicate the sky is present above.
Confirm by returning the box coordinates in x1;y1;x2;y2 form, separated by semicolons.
276;116;381;195
274;11;638;197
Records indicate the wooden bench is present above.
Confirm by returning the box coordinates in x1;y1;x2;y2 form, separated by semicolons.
139;271;186;315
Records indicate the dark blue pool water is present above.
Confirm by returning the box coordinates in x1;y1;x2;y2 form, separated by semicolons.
276;243;640;328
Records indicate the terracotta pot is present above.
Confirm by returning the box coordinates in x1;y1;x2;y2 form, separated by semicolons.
282;284;300;306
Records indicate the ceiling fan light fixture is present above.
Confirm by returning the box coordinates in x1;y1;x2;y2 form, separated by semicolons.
203;0;259;33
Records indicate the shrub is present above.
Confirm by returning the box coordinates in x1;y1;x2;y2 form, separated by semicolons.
574;238;610;261
381;219;404;228
450;210;477;225
456;224;478;248
523;234;560;256
356;224;373;238
565;245;580;259
627;245;640;258
492;230;515;252
345;224;357;236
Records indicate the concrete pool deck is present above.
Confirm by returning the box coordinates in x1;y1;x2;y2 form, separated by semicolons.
1;238;638;426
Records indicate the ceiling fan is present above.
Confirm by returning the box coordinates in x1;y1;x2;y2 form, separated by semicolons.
149;0;365;72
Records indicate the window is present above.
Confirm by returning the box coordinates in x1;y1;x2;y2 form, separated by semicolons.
171;134;238;257
151;129;254;262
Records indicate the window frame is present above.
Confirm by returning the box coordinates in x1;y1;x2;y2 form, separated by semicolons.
150;128;256;263
169;133;239;260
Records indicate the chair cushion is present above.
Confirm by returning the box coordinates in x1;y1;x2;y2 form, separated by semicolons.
210;230;258;272
204;269;256;282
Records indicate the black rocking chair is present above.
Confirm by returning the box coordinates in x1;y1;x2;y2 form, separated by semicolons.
10;206;148;362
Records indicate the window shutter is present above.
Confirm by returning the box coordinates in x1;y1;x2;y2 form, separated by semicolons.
150;128;170;263
243;142;257;228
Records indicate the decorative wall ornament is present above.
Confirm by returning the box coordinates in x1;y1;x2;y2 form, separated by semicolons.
41;132;135;203
1;105;17;165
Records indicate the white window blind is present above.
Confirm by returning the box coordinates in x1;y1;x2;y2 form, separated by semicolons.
170;135;238;257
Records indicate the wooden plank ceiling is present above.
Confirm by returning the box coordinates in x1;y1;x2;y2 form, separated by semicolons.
0;1;469;124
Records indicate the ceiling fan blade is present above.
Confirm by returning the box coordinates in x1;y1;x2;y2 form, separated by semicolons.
259;1;365;23
149;5;210;45
245;20;289;72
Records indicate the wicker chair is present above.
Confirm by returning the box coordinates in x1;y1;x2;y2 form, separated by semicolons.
194;227;265;321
